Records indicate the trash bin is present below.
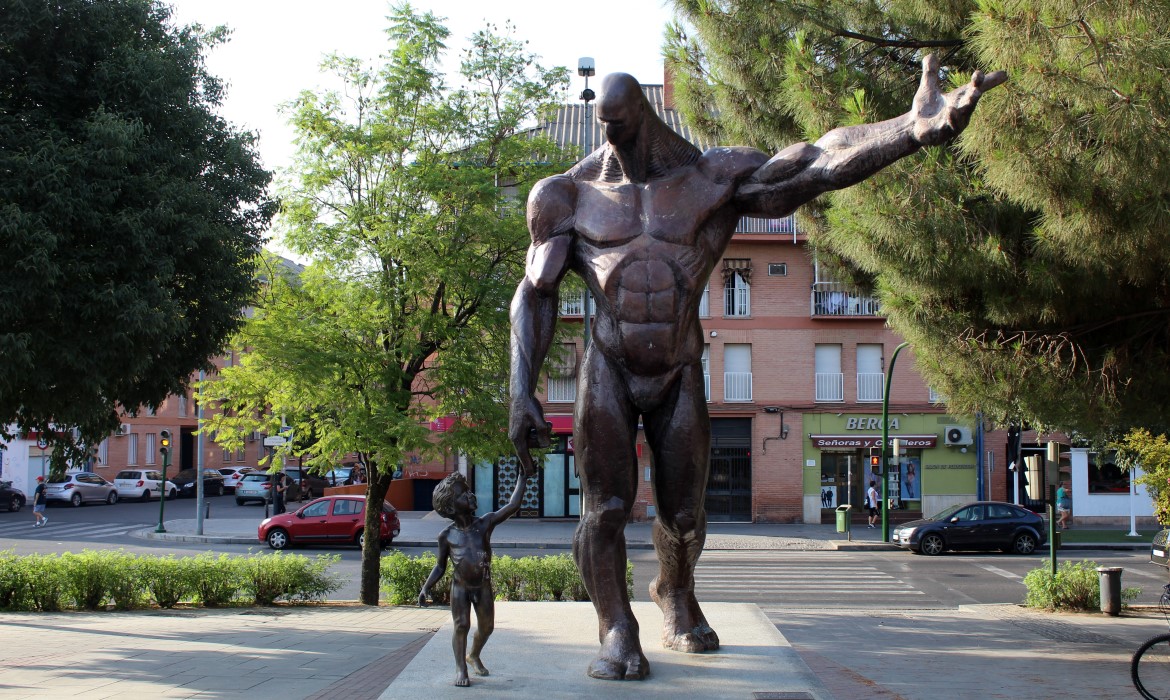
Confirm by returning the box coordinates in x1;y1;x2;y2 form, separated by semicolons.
1097;566;1123;616
835;504;852;534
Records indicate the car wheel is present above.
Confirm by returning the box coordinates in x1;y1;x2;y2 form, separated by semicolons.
236;497;246;506
8;495;21;512
70;492;83;507
106;491;118;505
140;489;151;502
1012;532;1038;555
216;483;224;497
266;528;289;550
356;530;366;549
920;533;945;556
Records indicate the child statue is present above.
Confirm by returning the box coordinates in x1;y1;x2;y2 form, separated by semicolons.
418;470;526;687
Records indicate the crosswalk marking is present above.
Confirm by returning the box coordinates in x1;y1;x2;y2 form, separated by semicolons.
693;551;929;604
0;522;147;539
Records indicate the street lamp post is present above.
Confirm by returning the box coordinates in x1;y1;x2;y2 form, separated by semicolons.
881;342;910;542
579;57;595;349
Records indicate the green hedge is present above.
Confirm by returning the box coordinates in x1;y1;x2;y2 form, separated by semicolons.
1023;559;1141;611
0;549;341;611
380;552;632;605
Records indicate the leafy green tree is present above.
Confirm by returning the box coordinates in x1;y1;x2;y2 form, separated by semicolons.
666;1;1170;435
0;0;273;465
200;6;570;604
1116;429;1170;526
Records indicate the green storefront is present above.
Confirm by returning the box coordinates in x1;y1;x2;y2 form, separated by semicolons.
801;413;977;524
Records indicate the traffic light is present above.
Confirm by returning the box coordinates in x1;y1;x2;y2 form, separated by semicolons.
159;429;172;458
869;454;881;469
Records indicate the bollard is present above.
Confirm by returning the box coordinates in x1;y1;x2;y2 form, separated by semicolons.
205;501;211;519
1097;566;1123;616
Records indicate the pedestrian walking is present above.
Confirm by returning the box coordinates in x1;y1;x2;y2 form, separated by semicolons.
866;480;881;529
32;475;47;527
273;472;288;515
1056;480;1072;530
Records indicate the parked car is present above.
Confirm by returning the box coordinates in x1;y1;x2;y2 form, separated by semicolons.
171;468;226;498
892;501;1047;556
258;495;400;550
0;481;26;512
217;467;255;494
45;472;119;507
283;467;330;500
1152;529;1170;568
235;472;301;505
113;469;177;501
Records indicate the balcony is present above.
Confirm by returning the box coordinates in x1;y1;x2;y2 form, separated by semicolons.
724;286;750;317
815;373;844;402
724;372;753;402
559;291;595;317
811;282;881;317
547;376;576;403
857;373;884;403
737;215;797;235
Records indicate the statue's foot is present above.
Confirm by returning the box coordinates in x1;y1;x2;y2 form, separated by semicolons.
587;626;649;680
454;673;470;687
466;655;489;676
649;577;720;652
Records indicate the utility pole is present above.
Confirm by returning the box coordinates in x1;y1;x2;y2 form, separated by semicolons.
880;342;909;542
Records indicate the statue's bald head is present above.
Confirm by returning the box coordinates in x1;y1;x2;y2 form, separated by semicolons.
596;73;645;147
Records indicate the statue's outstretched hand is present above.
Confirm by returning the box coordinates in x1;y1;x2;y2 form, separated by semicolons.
911;54;1007;147
508;398;549;477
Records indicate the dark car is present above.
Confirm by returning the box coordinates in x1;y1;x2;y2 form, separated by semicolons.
0;481;26;512
171;468;227;498
1152;529;1170;568
258;495;400;550
892;501;1047;556
282;468;331;500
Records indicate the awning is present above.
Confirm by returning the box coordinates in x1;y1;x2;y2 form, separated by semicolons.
547;415;573;433
810;434;938;449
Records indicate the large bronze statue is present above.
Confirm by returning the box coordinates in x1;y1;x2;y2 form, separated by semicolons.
509;55;1005;681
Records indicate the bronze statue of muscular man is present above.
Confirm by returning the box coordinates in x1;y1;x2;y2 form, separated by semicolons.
509;55;1005;681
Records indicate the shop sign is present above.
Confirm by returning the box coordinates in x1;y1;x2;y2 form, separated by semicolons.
844;417;899;430
810;434;938;449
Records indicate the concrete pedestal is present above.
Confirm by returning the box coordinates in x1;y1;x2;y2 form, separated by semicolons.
381;601;831;699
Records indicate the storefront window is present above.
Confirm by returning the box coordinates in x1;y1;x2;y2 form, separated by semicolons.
1088;451;1129;493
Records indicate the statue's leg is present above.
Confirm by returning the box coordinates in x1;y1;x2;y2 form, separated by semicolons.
466;588;492;676
644;362;719;652
450;584;472;686
574;349;646;680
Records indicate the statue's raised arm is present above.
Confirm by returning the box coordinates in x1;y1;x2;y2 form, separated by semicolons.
735;54;1007;217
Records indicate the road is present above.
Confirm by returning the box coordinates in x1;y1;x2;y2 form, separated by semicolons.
1;499;1165;608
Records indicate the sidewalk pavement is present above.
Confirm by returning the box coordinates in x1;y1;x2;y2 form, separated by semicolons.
139;510;1151;552
0;516;1161;699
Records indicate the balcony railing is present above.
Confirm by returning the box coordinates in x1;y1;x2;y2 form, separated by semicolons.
737;215;797;234
559;291;595;317
815;373;844;402
811;282;881;317
547;376;576;403
724;372;753;402
857;373;884;402
724;286;750;317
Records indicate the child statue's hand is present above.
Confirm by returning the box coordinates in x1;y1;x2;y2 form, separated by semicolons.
418;590;431;607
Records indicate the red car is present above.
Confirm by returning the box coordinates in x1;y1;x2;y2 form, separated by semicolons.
258;495;401;550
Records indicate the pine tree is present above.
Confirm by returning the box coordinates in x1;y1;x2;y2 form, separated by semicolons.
667;0;1170;435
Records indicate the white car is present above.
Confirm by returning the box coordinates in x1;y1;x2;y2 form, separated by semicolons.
46;472;119;506
217;467;254;493
113;469;177;501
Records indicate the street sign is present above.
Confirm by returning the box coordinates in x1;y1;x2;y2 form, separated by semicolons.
263;436;286;447
36;437;48;450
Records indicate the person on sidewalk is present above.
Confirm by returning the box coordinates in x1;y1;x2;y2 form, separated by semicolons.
273;472;288;515
419;471;525;687
866;481;881;529
1056;481;1071;530
32;475;47;527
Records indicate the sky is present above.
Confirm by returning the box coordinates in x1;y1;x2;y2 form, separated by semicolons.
167;0;677;177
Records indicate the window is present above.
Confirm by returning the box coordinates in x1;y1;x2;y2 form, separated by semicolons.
333;499;363;516
145;404;156;417
699;279;710;317
724;344;752;402
146;434;157;465
701;345;711;402
547;343;578;403
1089;452;1130;493
856;344;884;402
222;448;232;462
98;438;108;466
722;260;751;317
768;263;787;276
815;344;843;401
178;394;188;417
302;501;329;517
127;434;139;466
236;448;245;462
928;387;944;404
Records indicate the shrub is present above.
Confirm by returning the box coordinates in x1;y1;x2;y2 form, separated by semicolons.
242;552;341;605
379;552;615;604
60;550;126;610
0;550;29;611
190;553;245;607
380;551;449;605
1024;560;1140;611
138;556;196;608
24;554;68;612
107;554;146;611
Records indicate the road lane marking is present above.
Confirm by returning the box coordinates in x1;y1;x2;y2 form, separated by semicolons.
972;563;1022;580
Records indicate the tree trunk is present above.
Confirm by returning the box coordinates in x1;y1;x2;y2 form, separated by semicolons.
360;461;392;605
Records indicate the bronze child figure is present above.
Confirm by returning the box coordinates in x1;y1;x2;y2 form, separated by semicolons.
418;471;526;687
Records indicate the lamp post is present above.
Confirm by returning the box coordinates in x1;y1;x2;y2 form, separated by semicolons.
579;57;595;349
881;341;910;542
155;429;172;533
196;369;205;535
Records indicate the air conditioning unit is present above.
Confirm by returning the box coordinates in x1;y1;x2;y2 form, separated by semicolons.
248;430;261;442
943;425;973;446
114;423;132;437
